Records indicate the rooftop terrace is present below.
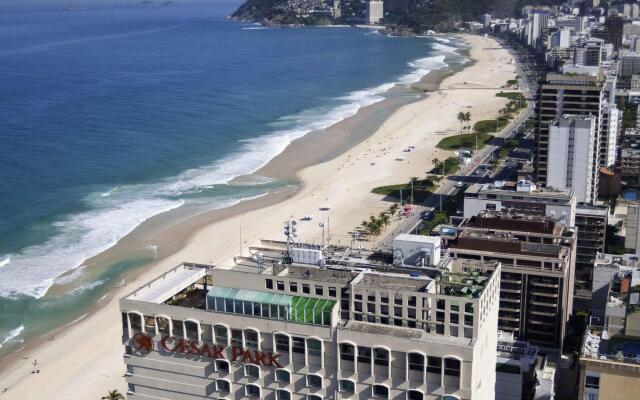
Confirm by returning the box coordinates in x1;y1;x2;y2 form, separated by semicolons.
581;326;640;365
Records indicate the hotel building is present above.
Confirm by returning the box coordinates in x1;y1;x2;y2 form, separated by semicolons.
119;247;501;400
441;211;576;349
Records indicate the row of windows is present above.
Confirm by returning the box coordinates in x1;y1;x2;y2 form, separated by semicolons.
265;279;337;297
214;382;453;400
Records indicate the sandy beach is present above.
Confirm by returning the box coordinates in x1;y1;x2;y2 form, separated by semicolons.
0;34;517;399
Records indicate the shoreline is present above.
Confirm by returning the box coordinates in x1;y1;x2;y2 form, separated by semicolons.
0;34;517;399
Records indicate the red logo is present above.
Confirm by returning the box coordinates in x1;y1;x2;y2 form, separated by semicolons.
132;332;154;355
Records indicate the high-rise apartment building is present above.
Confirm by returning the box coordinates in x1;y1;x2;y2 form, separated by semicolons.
575;204;609;281
365;0;383;24
441;212;577;349
536;69;605;198
547;115;597;203
604;15;624;51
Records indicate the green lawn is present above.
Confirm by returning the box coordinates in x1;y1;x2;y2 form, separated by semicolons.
496;91;524;101
436;132;494;150
372;181;435;203
474;117;510;134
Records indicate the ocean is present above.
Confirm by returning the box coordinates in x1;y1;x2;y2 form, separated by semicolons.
0;0;467;355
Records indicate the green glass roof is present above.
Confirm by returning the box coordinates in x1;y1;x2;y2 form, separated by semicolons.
208;286;292;306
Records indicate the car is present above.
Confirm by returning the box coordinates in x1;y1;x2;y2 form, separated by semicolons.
455;182;465;188
421;211;434;221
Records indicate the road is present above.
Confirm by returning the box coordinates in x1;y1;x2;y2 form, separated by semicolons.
378;39;537;249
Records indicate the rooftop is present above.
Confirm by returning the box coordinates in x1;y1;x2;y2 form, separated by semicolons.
581;326;640;365
466;182;574;200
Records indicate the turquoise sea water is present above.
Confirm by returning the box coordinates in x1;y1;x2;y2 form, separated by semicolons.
0;0;467;354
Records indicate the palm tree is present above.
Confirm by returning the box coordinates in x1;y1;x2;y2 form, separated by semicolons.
464;111;471;127
431;157;440;173
102;390;125;400
380;212;390;227
456;111;465;135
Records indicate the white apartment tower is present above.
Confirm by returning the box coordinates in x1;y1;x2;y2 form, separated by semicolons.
547;115;597;203
366;0;384;25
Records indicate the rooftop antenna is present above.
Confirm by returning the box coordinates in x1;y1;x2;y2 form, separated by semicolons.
253;252;265;273
283;219;297;265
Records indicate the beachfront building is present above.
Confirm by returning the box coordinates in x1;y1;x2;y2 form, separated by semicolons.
536;68;605;197
547;115;597;203
365;0;383;25
441;211;577;349
463;181;576;226
626;202;640;251
119;253;501;400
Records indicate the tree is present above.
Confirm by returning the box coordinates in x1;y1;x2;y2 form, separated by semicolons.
102;390;125;400
457;111;466;135
380;212;390;227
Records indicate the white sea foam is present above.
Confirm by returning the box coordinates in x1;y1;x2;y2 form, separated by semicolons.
242;26;270;30
0;256;10;269
432;42;457;53
0;325;24;348
0;198;184;298
0;36;460;300
399;55;448;85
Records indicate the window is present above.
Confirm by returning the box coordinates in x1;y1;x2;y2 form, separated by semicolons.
292;336;305;354
276;389;291;400
373;348;389;366
372;385;389;399
307;396;323;400
307;338;322;357
408;353;424;371
381;305;389;315
216;379;230;393
444;358;461;377
329;287;337;297
394;306;403;316
231;329;242;347
303;284;310;294
406;390;423;400
486;203;497;211
275;369;291;384
368;295;376;302
215;359;230;373
306;374;323;388
427;357;442;374
450;313;459;324
245;329;259;350
381;296;388;304
214;325;228;345
367;315;376;323
245;384;260;398
277;281;285;290
357;346;371;364
275;334;290;352
368;303;376;313
340;343;355;361
395;297;403;305
290;282;298;293
355;294;362;300
585;375;600;389
408;296;416;306
315;285;324;296
437;299;445;310
244;363;260;378
354;302;362;312
266;279;273;289
339;379;355;394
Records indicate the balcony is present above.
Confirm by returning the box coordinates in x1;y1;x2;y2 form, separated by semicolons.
530;281;559;289
501;288;522;294
530;290;558;298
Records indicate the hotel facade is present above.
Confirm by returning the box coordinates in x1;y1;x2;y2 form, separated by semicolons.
119;252;500;400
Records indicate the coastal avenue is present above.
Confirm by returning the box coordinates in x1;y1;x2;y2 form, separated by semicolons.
378;41;536;249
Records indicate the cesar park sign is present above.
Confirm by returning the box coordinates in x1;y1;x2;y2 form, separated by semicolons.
131;332;283;368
